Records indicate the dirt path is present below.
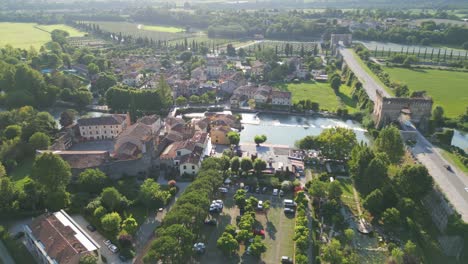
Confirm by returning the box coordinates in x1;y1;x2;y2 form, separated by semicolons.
352;186;363;217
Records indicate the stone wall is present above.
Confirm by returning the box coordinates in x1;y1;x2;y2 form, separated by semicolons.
373;90;433;129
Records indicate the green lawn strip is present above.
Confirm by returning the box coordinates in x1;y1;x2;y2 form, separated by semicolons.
274;81;342;112
439;147;468;173
9;158;34;189
261;205;295;263
383;67;468;118
350;50;395;96
338;179;360;216
35;24;85;36
141;24;185;33
337;85;358;113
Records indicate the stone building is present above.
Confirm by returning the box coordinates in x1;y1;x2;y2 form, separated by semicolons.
373;90;433;130
77;114;128;141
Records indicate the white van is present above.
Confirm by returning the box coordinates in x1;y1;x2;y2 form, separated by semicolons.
257;200;263;210
272;189;279;196
283;199;297;207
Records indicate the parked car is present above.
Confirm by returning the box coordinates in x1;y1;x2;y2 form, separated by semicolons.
262;187;268;193
272;189;279;196
283;199;297;207
86;224;96;232
204;219;217;225
255;187;260;193
444;165;453;172
281;256;293;263
253;229;265;236
193;242;206;254
284;208;295;214
257;200;263;210
103;240;112;247
109;244;119;253
219;187;228;193
279;190;284;196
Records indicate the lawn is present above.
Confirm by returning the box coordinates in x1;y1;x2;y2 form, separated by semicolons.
383;67;468;118
0;22;84;49
9;157;34;188
439;147;468;173
140;24;185;33
275;81;357;112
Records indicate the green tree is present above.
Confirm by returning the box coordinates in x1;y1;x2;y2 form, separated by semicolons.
87;63;99;75
44;188;70;211
330;75;341;92
234;189;247;208
175;96;187;106
77;169;108;194
93;73;117;95
240;157;253;174
254;134;267;146
93;206;107;219
363;189;384;216
308;180;328;200
230;156;240;172
391;248;404;264
155;224;194;260
382;207;401;230
0;177;17;212
327;180;343;200
121;216;138;235
101;212;122;234
253;159;267;175
138;179;170;209
217;232;239;256
31;152;71;192
395;164;433;200
344;228;355;245
29;132;50;150
236;229;252;243
189;95;200;104
249;235;267;257
374;125;404;163
4;125;21;139
358;153;389;195
322;239;344;264
144;236;180;263
432;105;445;127
79;254;98;264
59;109;76;127
317;127;357;160
100;187;123;211
227;131;240;146
0;162;6;178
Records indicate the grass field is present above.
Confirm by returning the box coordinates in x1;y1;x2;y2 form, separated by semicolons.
383;67;468;117
140;24;184;33
0;22;84;49
275;81;357;112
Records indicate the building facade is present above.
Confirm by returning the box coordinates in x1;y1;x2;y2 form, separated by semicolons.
77;114;128;140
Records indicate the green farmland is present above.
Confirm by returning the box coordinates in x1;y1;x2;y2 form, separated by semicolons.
384;67;468;117
140;24;185;33
0;22;85;49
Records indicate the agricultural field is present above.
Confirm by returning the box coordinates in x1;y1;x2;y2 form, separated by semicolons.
275;81;357;112
139;24;185;33
0;22;84;49
85;21;189;41
383;67;468;118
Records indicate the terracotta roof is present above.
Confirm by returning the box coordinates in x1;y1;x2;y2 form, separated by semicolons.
77;114;126;127
271;90;291;99
118;123;152;142
179;146;204;165
212;125;231;133
30;213;89;263
191;132;208;145
137;115;160;126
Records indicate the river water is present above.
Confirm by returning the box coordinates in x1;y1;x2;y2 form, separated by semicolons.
239;113;370;147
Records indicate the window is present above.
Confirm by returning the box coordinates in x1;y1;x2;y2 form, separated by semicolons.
183;165;186;169
83;132;86;135
89;126;91;129
177;151;181;156
192;165;195;170
104;126;106;128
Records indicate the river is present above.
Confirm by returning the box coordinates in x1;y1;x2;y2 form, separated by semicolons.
239;113;370;147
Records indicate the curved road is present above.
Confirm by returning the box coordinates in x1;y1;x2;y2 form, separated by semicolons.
340;47;468;222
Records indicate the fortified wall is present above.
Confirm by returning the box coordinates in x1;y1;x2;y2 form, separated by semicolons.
373;90;433;130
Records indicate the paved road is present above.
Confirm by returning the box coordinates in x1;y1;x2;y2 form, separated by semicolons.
339;46;468;221
339;47;390;102
405;125;468;222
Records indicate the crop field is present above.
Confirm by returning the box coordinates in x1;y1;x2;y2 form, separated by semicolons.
244;40;319;55
85;21;189;41
383;67;468;118
0;22;84;49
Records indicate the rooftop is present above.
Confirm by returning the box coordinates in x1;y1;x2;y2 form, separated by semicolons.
77;114;126;127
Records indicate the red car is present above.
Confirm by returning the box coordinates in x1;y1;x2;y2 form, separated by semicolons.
253;229;265;236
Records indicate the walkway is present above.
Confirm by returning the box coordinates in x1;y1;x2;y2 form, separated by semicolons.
0;240;15;264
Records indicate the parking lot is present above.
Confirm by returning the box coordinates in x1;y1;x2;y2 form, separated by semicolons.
197;187;296;264
71;215;129;264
